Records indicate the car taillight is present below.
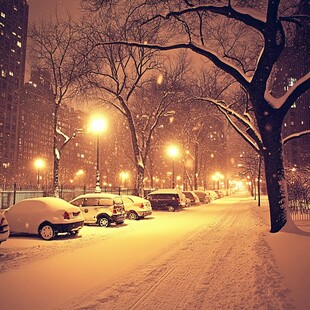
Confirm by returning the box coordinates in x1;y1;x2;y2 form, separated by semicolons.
140;203;144;208
63;211;70;220
113;205;118;214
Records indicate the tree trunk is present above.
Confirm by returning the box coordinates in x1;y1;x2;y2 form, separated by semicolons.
53;104;60;198
136;164;144;197
261;127;288;233
53;156;60;198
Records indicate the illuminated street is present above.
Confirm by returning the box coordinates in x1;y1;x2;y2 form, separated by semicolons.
1;193;309;310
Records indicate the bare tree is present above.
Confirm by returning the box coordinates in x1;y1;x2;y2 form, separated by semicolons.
83;0;310;233
78;8;189;196
29;16;87;197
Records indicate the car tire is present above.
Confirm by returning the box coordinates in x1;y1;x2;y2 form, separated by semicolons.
127;211;139;220
39;223;55;240
167;205;176;212
98;217;110;227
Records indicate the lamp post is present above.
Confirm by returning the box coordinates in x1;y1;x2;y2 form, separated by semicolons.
34;158;45;189
167;145;179;189
90;115;107;193
120;171;129;188
212;172;224;190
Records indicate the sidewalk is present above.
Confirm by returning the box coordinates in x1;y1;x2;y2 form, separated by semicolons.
253;196;310;310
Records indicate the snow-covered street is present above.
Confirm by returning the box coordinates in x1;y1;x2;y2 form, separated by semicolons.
1;193;309;310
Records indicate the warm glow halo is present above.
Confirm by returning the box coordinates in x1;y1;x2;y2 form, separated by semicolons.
89;115;107;133
167;145;179;158
34;158;45;169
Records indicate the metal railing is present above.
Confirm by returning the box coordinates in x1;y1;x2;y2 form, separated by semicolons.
289;200;310;221
0;186;138;209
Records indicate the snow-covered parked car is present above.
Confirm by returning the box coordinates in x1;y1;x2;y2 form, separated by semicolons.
121;195;152;220
70;193;126;227
4;197;84;240
0;212;10;244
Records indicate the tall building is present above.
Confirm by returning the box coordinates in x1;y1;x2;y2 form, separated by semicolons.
272;0;310;169
18;68;54;188
0;0;28;188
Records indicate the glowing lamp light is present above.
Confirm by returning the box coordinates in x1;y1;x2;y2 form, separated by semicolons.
167;145;179;159
34;158;45;170
90;116;107;134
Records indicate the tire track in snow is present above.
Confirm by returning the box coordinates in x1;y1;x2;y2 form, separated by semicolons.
58;200;295;310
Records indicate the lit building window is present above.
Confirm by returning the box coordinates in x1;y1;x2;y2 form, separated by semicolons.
17;41;22;47
1;12;5;18
9;71;14;76
1;69;6;77
284;123;287;127
290;121;294;126
0;22;4;27
291;102;296;108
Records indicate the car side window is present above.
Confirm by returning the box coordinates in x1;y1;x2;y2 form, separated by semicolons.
98;198;113;206
83;198;99;207
71;198;83;206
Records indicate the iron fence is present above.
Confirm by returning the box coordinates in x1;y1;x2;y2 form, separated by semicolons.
289;200;310;221
0;186;138;209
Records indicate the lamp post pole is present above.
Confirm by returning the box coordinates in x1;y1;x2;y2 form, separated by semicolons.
95;133;101;193
172;159;175;188
90;115;106;193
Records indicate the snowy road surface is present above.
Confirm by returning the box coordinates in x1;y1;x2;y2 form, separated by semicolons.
0;193;309;310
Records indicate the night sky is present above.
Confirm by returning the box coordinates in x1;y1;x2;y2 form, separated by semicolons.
27;0;81;24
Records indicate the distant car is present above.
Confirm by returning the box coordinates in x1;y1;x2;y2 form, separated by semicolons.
193;190;211;204
70;193;126;227
183;191;200;206
206;190;219;200
0;212;10;244
146;189;186;212
121;195;152;220
214;190;224;198
4;197;84;240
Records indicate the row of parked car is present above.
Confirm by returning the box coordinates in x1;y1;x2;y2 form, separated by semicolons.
0;188;225;243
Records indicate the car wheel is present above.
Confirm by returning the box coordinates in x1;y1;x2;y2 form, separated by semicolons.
98;217;110;227
127;211;139;220
167;205;176;212
39;224;55;240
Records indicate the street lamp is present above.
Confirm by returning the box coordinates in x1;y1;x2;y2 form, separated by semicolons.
120;171;129;188
89;115;107;193
212;172;224;190
167;145;179;188
34;158;45;189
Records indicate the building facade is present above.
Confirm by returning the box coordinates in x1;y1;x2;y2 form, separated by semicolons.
18;68;54;188
271;0;309;169
0;0;28;188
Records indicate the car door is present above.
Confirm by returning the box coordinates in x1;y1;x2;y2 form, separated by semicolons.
82;198;99;222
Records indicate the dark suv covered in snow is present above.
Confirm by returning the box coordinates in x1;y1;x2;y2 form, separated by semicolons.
146;189;186;212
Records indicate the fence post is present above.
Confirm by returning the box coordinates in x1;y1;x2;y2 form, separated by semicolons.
13;182;17;204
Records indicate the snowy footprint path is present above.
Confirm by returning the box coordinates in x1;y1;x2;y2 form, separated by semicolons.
61;199;295;310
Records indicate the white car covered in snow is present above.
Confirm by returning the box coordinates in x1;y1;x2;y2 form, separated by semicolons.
0;212;10;244
121;195;152;220
4;197;84;240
